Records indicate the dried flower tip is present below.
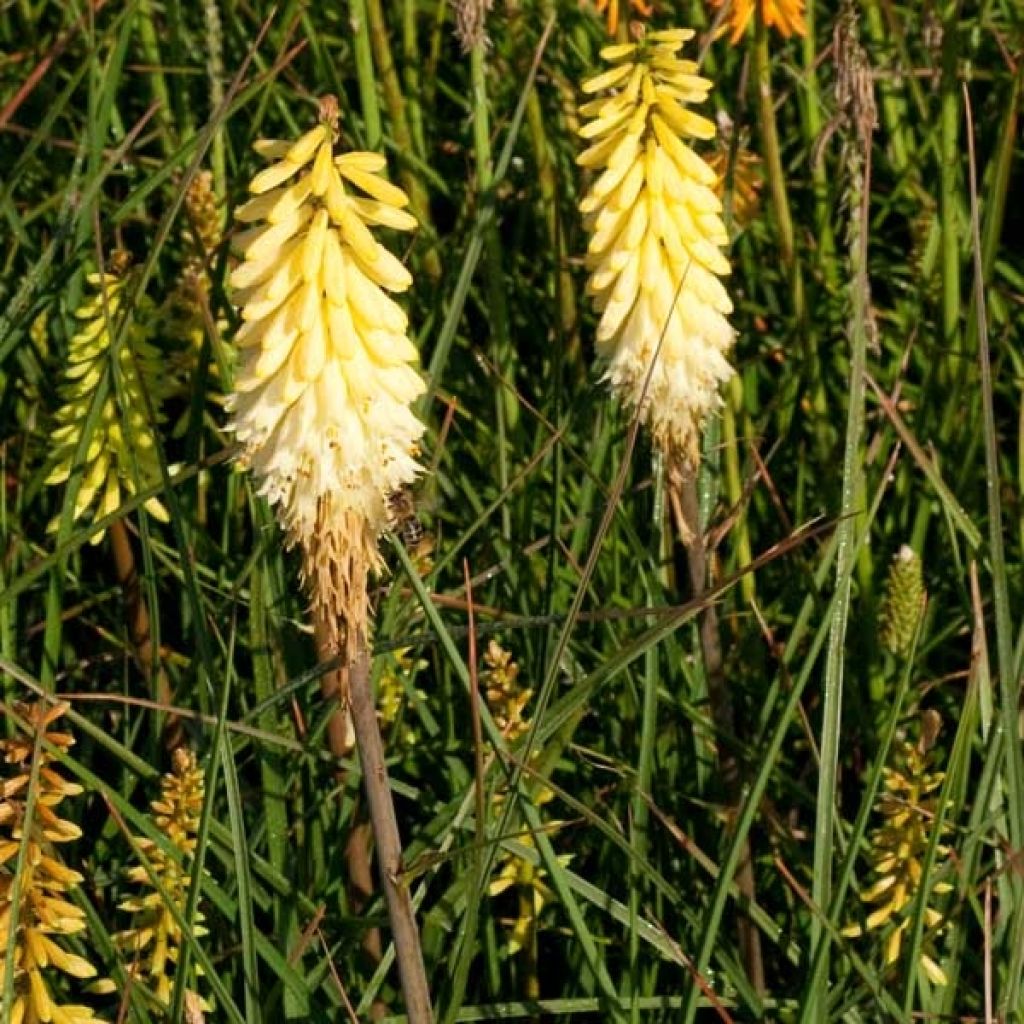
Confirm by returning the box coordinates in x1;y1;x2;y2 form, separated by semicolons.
453;0;493;52
708;0;807;46
45;258;168;541
578;29;734;467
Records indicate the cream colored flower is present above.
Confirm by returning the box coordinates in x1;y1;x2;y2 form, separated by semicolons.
578;30;734;466
45;255;168;540
227;98;424;657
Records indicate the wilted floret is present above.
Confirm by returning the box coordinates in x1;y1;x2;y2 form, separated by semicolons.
578;29;735;466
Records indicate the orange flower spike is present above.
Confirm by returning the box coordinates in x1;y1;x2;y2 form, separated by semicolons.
709;0;807;46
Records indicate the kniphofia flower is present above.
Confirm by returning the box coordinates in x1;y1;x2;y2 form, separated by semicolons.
227;97;424;659
708;0;807;46
45;253;168;541
578;29;734;467
115;748;209;1011
0;702;105;1024
842;713;952;986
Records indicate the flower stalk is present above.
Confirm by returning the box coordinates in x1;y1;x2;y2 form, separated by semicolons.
227;97;432;1021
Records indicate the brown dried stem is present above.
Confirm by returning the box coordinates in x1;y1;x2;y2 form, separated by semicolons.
347;636;434;1023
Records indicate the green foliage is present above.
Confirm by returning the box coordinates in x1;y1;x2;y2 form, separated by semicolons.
0;1;1021;1021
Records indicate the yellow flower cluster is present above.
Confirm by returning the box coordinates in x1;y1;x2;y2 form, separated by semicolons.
377;649;426;749
45;256;168;541
115;748;209;1012
843;714;951;987
228;99;425;657
578;30;734;465
0;702;104;1024
482;641;567;961
709;0;807;46
483;640;531;743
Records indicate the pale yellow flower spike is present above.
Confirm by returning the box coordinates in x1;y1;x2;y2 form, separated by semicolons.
228;97;424;659
45;252;169;541
0;702;107;1024
578;30;735;467
708;0;808;47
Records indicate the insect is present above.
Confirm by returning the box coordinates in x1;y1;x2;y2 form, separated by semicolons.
387;485;435;571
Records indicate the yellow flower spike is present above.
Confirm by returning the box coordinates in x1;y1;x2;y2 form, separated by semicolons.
115;747;210;1013
845;712;953;986
45;255;168;540
578;28;735;468
228;97;425;663
708;0;807;46
0;702;106;1023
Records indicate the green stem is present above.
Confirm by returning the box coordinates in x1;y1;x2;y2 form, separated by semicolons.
364;0;441;280
350;0;382;149
806;72;873;1022
470;34;514;543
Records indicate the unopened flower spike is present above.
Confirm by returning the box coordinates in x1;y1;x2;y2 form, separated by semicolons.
0;701;108;1024
842;711;953;987
577;28;735;471
879;545;925;658
227;96;425;663
115;747;209;1013
708;0;807;46
45;251;169;542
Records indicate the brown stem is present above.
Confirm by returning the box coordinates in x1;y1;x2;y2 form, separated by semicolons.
348;637;433;1023
313;615;355;760
668;457;765;997
313;616;385;1012
109;518;178;745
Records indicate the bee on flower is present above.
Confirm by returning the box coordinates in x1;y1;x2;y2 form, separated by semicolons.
227;96;425;663
578;28;735;469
